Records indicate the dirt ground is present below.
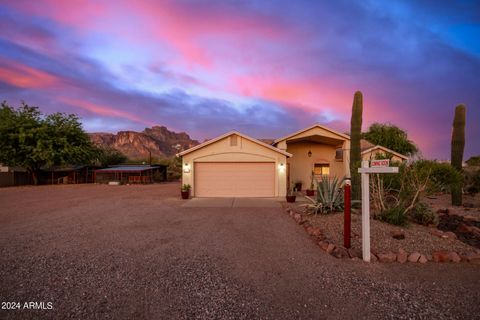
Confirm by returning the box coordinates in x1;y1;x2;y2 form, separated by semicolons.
1;183;479;319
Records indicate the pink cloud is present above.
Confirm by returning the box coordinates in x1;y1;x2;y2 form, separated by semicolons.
60;98;155;127
0;61;58;88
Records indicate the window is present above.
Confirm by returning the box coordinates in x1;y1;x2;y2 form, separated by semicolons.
314;163;330;177
335;148;343;161
230;135;237;146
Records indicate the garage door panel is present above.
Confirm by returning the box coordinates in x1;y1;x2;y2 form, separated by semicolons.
194;162;274;197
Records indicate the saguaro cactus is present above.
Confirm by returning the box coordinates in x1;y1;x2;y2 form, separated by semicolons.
451;104;466;206
349;91;363;200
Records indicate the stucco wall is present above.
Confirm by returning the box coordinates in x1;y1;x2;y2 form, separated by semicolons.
181;134;288;197
286;141;348;189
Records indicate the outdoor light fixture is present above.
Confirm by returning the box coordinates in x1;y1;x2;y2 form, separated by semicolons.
308;150;312;157
183;162;190;173
278;163;285;171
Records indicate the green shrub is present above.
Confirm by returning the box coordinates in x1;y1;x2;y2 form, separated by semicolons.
378;206;407;226
302;176;344;215
465;168;480;195
409;202;437;226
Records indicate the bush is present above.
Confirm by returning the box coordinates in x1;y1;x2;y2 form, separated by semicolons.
409;202;437;226
464;168;480;195
378;206;408;226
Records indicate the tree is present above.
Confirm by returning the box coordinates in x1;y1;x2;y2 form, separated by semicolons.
465;156;480;167
349;91;363;200
451;104;466;206
0;101;94;184
93;146;127;167
362;123;418;156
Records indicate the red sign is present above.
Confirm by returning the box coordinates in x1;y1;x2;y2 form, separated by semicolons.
370;159;390;167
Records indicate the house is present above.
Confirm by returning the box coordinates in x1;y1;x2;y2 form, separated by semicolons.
360;139;409;162
177;124;408;198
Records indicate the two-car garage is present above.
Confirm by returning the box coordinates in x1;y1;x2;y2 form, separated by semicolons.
178;131;291;198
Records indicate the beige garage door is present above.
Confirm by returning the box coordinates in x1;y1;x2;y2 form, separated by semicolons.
194;162;275;197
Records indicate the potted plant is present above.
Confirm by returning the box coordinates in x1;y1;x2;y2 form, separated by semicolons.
306;171;315;196
286;184;297;203
181;184;191;199
294;181;303;192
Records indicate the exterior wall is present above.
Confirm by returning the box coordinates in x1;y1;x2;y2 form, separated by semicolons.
182;135;288;197
286;141;348;189
362;149;406;163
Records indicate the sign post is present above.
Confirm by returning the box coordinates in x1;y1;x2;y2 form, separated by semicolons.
358;160;398;262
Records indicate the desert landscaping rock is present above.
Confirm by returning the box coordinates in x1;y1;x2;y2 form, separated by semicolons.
432;251;461;263
331;247;348;259
326;243;336;254
408;252;421;263
397;249;408;263
418;255;428;264
390;229;405;240
378;252;397;263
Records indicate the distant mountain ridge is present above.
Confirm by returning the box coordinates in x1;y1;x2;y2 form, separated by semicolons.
89;126;199;159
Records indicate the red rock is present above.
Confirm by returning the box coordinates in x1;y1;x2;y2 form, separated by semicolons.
408;252;421;263
347;248;362;259
332;247;348;259
390;229;405;240
433;250;452;262
456;223;474;233
397;249;408;263
465;253;480;264
429;229;445;238
318;241;329;251
293;213;302;224
444;231;457;239
326;243;336;254
310;227;322;237
418;255;428;263
450;252;461;263
378;252;397;263
464;215;480;222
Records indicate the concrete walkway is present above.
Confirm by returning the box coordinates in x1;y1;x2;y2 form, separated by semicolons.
181;197;282;208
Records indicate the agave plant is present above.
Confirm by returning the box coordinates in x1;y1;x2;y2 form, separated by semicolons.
302;175;344;215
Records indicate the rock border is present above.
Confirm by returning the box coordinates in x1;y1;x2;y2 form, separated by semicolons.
283;205;480;264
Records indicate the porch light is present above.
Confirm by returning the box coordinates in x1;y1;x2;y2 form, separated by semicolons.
278;163;285;171
183;162;191;173
308;150;312;157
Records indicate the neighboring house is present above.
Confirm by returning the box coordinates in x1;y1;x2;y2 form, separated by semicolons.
361;144;409;162
178;124;408;198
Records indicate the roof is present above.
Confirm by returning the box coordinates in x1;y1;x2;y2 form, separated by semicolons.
273;123;350;144
94;166;162;172
360;139;375;151
361;145;409;160
176;131;292;157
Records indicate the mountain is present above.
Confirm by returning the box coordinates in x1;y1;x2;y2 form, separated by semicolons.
89;126;199;159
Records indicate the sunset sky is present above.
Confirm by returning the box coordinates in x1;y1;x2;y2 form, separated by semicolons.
0;0;478;159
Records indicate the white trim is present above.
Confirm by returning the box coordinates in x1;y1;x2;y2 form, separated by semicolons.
273;123;350;144
176;131;292;157
361;145;408;160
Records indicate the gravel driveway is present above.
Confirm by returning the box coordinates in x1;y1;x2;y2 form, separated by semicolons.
0;183;479;319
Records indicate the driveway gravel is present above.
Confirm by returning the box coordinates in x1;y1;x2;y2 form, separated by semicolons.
0;183;479;319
